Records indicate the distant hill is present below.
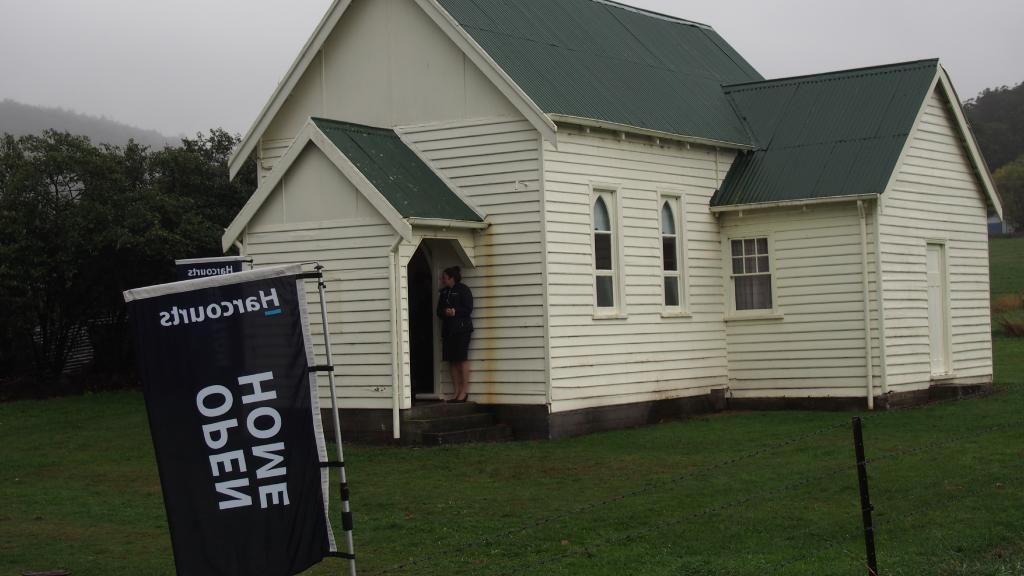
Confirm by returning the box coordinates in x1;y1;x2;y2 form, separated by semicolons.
964;82;1024;173
0;99;179;149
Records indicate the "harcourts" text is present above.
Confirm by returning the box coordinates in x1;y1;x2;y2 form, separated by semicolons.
159;289;280;327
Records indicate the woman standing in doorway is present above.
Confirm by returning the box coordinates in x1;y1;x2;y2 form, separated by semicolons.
437;266;473;402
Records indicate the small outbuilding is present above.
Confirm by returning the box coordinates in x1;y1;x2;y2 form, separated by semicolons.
222;0;1002;440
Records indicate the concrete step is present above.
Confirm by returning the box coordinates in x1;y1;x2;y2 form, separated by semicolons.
406;401;479;420
405;412;496;436
421;424;513;446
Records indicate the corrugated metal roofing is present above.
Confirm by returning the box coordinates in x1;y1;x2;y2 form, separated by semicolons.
312;118;482;222
436;0;762;146
712;59;940;207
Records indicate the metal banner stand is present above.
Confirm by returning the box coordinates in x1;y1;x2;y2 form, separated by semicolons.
307;264;357;576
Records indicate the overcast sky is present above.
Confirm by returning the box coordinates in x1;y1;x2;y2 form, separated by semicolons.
1;0;1021;137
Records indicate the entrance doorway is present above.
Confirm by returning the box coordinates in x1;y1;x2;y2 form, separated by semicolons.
408;244;435;400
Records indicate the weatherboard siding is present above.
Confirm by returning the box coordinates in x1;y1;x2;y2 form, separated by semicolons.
400;118;547;405
542;127;735;413
244;145;401;410
879;87;993;390
257;0;518;180
719;203;882;399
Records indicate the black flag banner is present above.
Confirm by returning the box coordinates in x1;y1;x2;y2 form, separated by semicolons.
124;265;336;576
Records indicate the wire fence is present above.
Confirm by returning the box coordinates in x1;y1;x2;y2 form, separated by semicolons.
366;388;1021;576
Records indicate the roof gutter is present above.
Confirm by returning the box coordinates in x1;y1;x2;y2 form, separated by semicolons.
406;218;490;230
710;193;879;214
547;114;754;151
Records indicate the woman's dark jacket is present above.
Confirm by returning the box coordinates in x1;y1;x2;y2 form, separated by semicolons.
437;282;474;338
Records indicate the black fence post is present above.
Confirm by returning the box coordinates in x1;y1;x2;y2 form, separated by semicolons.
852;416;878;575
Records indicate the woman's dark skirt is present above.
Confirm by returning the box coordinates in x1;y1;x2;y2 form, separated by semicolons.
442;332;472;362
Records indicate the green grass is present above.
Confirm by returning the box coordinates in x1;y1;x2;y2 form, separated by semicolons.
991;237;1024;337
991;237;1024;299
2;340;1022;576
2;237;1021;575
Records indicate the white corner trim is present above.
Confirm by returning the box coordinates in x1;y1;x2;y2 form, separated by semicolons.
538;133;553;409
413;0;558;144
936;69;1004;219
872;198;889;396
228;0;355;180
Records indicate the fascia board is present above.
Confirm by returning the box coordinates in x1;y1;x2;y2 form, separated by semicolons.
406;218;489;230
227;0;355;180
709;193;880;213
548;114;754;151
937;68;1004;219
221;121;320;252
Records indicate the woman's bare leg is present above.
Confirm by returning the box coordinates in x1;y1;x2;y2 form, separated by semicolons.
449;363;460;401
460;361;471;400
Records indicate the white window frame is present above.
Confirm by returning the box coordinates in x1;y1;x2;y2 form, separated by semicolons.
590;184;626;318
658;190;689;317
722;232;781;320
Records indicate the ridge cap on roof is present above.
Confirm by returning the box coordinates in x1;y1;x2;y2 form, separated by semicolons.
722;58;940;93
590;0;713;29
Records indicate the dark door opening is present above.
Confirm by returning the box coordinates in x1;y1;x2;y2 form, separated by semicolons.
408;245;435;401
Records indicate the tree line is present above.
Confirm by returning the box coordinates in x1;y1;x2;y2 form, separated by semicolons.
964;81;1024;229
0;130;255;398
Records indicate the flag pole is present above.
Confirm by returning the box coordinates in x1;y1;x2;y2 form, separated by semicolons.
314;264;357;576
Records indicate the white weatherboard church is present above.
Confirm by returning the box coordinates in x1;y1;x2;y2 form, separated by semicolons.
222;0;1002;440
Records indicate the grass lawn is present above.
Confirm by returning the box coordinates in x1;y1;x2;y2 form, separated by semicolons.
1;339;1022;576
2;237;1022;575
991;237;1024;299
991;237;1024;336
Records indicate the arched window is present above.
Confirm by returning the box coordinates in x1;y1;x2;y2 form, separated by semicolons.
661;201;680;307
593;194;615;308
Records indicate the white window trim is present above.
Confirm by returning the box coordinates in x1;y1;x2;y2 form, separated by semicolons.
590;183;627;319
722;232;783;321
658;190;691;318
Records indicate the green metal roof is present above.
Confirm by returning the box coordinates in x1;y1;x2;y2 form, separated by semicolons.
436;0;762;146
712;59;940;207
311;118;482;222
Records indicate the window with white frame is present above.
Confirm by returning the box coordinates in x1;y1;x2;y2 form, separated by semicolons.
593;192;617;309
661;199;683;308
730;237;773;311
